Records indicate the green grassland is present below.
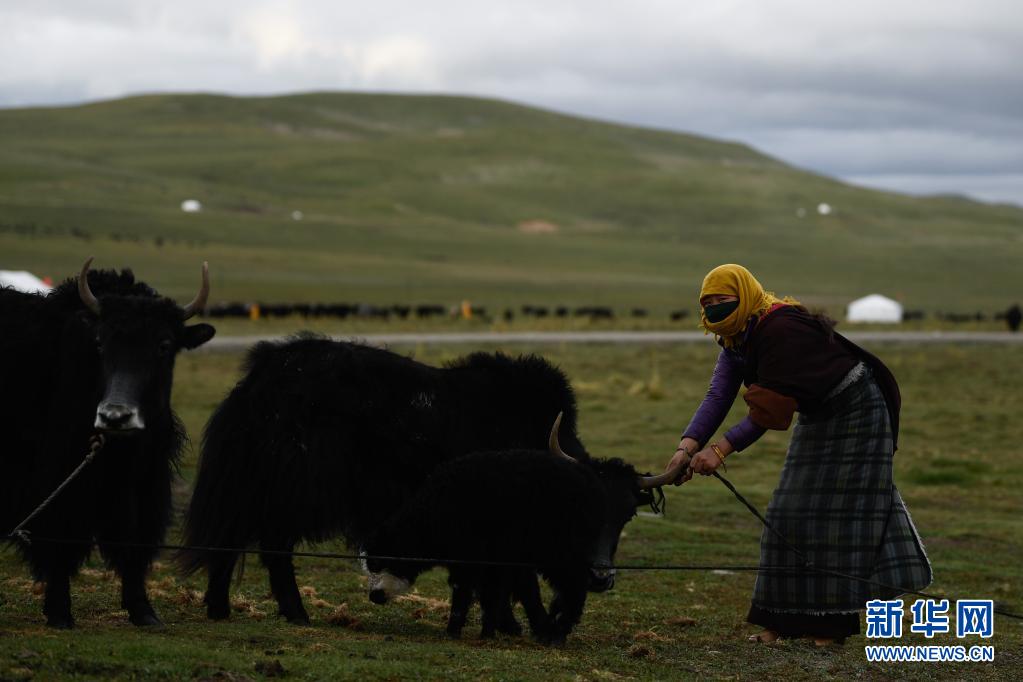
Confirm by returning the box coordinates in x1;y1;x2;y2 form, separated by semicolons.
2;93;1022;318
2;342;1021;680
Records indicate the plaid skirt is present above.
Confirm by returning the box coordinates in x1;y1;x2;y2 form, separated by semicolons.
750;365;932;624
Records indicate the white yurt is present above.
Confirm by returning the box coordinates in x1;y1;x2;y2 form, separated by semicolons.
0;270;52;294
847;294;903;323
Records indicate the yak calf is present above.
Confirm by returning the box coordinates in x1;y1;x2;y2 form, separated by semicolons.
365;416;681;645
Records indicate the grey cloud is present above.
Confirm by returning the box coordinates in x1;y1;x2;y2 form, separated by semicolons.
847;173;1023;205
744;128;1023;175
0;0;1020;204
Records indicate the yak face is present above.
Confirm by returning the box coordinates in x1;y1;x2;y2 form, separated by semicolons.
90;297;214;433
585;459;661;593
364;554;420;605
547;414;668;593
367;571;412;604
75;259;215;434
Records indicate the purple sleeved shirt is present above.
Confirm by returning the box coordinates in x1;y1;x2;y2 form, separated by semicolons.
682;348;767;452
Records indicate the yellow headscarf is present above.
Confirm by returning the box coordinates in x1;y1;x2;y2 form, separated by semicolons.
698;264;800;348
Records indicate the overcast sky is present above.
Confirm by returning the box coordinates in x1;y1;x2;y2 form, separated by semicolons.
2;1;1021;205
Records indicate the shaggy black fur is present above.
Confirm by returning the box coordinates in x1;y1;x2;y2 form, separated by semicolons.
179;334;589;624
0;268;215;628
364;449;654;645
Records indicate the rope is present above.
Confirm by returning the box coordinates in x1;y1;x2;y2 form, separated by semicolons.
712;472;811;566
3;440;1020;622
7;433;106;547
708;471;1023;622
0;534;809;573
2;532;1020;621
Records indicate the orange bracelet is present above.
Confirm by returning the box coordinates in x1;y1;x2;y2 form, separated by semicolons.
710;443;728;469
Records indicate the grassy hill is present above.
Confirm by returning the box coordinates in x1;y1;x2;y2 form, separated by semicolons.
1;92;1021;315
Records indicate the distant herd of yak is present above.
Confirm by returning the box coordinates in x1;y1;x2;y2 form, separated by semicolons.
202;301;1019;326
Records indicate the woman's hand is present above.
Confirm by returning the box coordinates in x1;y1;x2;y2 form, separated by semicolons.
689;440;733;476
667;438;699;486
688;449;723;475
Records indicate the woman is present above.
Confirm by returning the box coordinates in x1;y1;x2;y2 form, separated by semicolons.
666;264;931;645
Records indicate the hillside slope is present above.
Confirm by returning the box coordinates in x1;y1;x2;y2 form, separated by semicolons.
1;92;1020;312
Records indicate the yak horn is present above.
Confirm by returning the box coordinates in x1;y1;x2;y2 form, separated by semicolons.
638;461;687;490
548;412;576;464
78;257;101;315
180;261;210;320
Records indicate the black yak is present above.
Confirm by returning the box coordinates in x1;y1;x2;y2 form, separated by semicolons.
364;415;681;645
0;259;215;628
180;335;589;625
1007;304;1021;332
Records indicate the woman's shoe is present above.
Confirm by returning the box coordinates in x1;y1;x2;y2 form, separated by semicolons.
747;629;780;643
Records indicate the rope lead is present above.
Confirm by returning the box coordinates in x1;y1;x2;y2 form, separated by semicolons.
6;433;106;547
3;437;1020;623
710;471;1022;622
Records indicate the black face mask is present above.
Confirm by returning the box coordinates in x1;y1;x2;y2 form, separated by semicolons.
704;300;739;323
